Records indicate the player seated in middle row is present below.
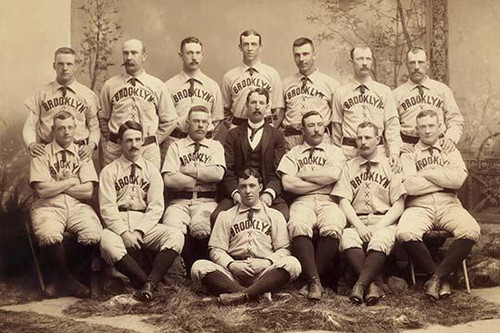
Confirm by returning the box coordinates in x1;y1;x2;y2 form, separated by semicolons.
331;121;405;305
191;169;301;305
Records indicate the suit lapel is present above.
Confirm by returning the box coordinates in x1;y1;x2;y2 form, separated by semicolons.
239;124;249;157
261;125;270;153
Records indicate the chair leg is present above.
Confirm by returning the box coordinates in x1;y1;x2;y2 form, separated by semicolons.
24;222;45;292
410;261;416;285
462;260;471;294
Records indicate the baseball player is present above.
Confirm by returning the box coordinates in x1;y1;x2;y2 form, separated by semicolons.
191;168;301;305
331;121;405;305
281;37;340;149
164;37;224;146
393;47;464;152
332;46;401;167
23;47;100;161
278;111;346;300
29;110;102;298
99;120;178;302
221;30;284;129
396;110;480;300
210;88;289;226
98;39;177;168
161;105;226;272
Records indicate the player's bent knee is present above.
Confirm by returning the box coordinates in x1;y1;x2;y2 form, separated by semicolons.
36;233;64;247
275;256;301;281
395;229;422;243
288;221;313;238
190;259;218;284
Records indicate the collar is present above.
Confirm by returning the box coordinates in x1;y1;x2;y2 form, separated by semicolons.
247;119;265;129
51;141;78;156
243;61;264;72
238;202;264;213
180;70;204;85
408;76;430;89
186;135;209;147
351;77;374;92
358;154;382;166
124;70;147;85
302;141;326;153
415;140;442;152
52;80;78;94
298;68;319;82
118;155;147;170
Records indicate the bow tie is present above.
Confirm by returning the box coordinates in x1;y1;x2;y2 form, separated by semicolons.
365;160;372;173
301;76;308;89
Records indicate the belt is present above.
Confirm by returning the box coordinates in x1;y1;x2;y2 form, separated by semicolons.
342;137;383;147
109;132;156;146
358;212;385;216
401;133;419;145
440;188;457;195
118;207;146;213
170;128;213;139
40;138;88;145
171;191;216;200
283;127;302;136
232;116;272;126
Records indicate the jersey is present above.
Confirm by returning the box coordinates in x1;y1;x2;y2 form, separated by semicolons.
393;76;464;144
209;203;291;268
222;61;284;119
331;155;405;216
277;142;345;194
99;155;164;236
165;70;224;133
99;71;177;143
332;78;401;156
282;69;339;128
161;136;226;192
23;80;100;146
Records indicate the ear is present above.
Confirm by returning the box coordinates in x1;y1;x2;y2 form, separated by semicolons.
53;62;56;71
259;183;263;192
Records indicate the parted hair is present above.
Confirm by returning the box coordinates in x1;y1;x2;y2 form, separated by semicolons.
52;110;74;124
293;37;314;50
239;29;262;45
237;168;263;185
246;87;270;105
416;109;439;121
180;37;202;52
301;110;322;127
118;120;143;140
357;121;379;136
407;46;428;61
54;47;76;58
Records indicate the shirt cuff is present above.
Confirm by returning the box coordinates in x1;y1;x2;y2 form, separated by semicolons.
264;188;276;200
231;189;238;199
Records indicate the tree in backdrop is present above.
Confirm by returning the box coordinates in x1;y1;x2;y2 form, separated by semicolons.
77;0;122;92
307;0;426;88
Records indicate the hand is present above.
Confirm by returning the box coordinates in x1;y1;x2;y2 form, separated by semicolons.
389;154;402;173
260;192;273;206
247;258;272;275
28;143;46;157
440;136;456;153
400;143;415;155
355;223;372;243
79;144;94;161
228;260;255;280
233;192;242;204
121;231;142;251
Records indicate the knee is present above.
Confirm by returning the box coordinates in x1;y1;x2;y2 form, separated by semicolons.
35;231;64;247
78;224;103;246
288;221;313;238
190;259;217;284
159;230;184;254
277;256;301;281
396;228;421;243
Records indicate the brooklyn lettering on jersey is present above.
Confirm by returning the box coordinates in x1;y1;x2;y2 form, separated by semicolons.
297;155;326;169
49;160;80;178
232;77;271;95
350;171;390;190
179;151;211;165
343;93;383;110
114;175;150;192
415;154;450;171
230;218;271;237
112;86;156;104
400;94;444;111
42;96;87;113
285;86;326;101
172;87;214;104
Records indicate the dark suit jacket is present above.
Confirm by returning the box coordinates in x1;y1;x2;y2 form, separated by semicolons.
222;123;286;198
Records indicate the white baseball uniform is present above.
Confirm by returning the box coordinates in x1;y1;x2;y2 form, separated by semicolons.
29;141;102;246
277;142;347;238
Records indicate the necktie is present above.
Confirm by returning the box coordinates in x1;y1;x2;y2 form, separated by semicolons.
308;147;319;158
130;163;137;178
61;150;67;164
60;86;67;98
188;78;195;96
359;84;366;95
365;160;372;173
428;147;434;156
247;67;256;76
417;85;424;97
249;124;264;142
193;141;201;155
247;208;254;222
129;77;136;87
301;76;308;90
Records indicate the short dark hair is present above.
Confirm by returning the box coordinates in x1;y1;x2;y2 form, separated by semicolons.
293;37;314;51
52;110;74;125
350;45;371;60
117;120;143;141
416;109;439;122
407;47;428;61
301;110;322;127
237;168;263;185
188;105;209;119
357;121;379;136
54;47;76;60
239;30;262;45
180;37;202;52
246;87;270;105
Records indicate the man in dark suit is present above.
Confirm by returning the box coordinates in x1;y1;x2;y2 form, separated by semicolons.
211;88;289;226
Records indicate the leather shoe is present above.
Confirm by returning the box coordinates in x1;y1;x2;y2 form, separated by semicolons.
66;278;91;299
298;283;309;297
424;274;442;300
219;292;248;305
138;281;156;302
43;283;59;299
308;276;324;300
349;283;365;305
439;280;452;299
365;282;384;306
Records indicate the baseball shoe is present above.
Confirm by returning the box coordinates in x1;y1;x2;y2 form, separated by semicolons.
365;282;384;306
424;274;442;300
298;283;309;297
349;283;365;305
439;280;452;299
66;278;91;299
308;276;324;300
137;281;156;302
218;292;248;305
